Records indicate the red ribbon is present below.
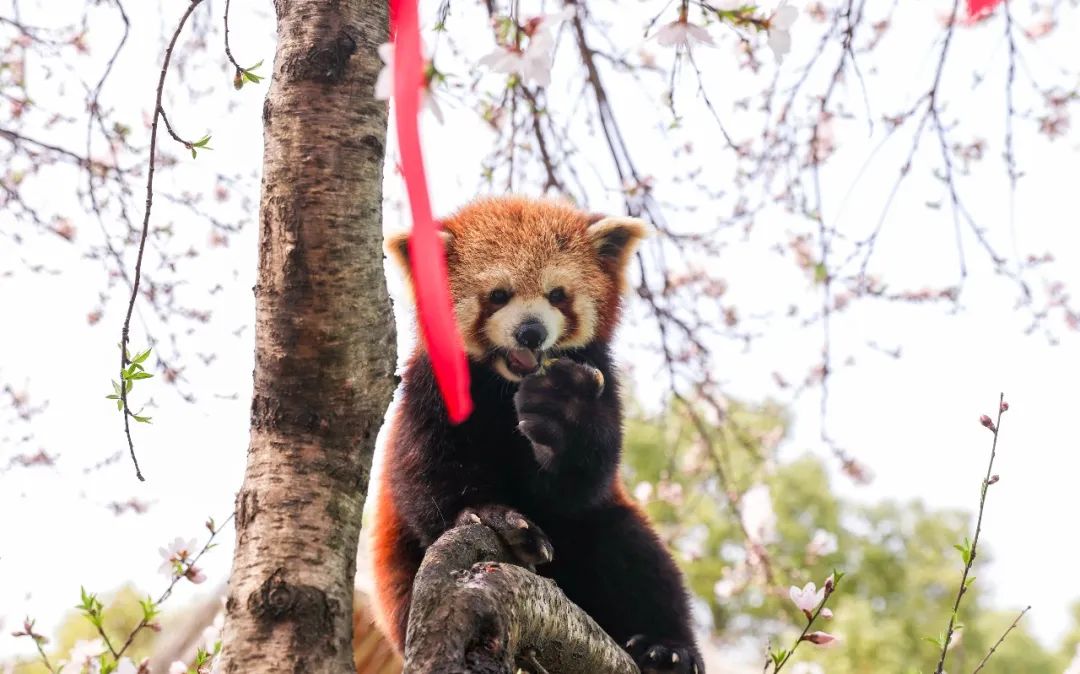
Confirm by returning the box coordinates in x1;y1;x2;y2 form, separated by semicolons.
966;0;1004;21
389;0;473;423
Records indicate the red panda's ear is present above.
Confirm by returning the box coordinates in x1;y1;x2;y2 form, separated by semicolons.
384;230;454;280
585;216;650;271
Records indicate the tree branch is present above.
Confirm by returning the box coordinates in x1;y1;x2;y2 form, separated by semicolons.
403;524;638;674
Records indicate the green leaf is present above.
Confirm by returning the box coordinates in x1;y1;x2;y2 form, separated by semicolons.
132;414;152;424
129;372;154;381
814;262;828;284
133;348;152;364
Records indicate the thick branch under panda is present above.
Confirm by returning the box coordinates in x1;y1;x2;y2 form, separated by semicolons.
403;523;638;674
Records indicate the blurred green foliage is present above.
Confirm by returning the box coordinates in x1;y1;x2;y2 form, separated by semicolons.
621;400;1072;674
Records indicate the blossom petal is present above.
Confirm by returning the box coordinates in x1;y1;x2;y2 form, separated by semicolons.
773;5;799;30
686;23;716;46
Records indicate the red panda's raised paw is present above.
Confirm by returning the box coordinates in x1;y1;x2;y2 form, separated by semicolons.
513;358;604;467
455;505;554;571
624;635;703;674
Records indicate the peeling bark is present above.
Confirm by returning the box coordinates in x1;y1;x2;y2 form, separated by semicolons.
403;525;639;674
219;1;395;672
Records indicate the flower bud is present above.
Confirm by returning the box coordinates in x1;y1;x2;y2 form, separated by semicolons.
979;414;996;431
1000;400;1009;412
803;631;839;647
987;474;999;485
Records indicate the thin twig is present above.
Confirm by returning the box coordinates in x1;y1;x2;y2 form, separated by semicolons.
933;392;1009;674
119;0;205;482
971;606;1030;674
115;513;234;658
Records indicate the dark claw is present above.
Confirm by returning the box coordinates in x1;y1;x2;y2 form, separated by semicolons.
455;505;554;568
624;635;701;674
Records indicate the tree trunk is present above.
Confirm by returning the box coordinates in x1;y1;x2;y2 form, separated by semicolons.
219;2;395;672
404;525;639;674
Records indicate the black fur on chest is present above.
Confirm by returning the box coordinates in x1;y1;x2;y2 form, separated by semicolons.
393;341;623;520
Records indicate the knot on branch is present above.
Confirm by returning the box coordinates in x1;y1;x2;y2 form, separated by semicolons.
294;31;357;84
248;568;339;650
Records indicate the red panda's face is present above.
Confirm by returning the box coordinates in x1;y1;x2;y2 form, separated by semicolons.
388;197;647;381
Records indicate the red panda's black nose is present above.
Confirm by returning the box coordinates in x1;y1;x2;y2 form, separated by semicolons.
514;321;548;349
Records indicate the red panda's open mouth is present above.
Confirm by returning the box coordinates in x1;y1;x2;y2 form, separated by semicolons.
504;348;542;377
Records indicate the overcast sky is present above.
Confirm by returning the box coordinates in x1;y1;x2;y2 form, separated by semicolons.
1;0;1078;666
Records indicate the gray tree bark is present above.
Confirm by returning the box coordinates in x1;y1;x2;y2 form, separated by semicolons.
219;1;396;672
404;525;639;674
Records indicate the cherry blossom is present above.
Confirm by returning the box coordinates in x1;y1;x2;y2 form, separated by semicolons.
767;2;799;62
789;581;825;616
373;42;444;123
114;659;140;674
478;8;574;86
169;661;188;674
59;639;105;674
655;14;715;49
740;483;777;543
159;537;198;577
806;528;838;557
185;565;207;584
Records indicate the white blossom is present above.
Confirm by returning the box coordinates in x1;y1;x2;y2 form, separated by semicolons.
739;484;777;543
767;2;799;62
807;528;839;556
59;639;105;674
655;18;715;49
114;659;138;674
478;7;574;86
168;661;188;674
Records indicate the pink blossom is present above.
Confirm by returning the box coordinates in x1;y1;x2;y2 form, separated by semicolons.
185;565;207;584
169;661;188;674
789;581;825;617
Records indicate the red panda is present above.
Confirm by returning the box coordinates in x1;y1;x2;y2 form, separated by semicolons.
372;196;702;673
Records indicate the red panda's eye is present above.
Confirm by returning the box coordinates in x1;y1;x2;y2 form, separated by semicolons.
547;287;567;304
488;289;511;305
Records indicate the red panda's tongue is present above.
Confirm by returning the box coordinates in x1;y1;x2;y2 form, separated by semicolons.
506;348;540;376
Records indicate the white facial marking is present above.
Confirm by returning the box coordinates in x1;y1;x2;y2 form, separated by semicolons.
484;296;565;350
454;296;486;357
557;293;597;348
